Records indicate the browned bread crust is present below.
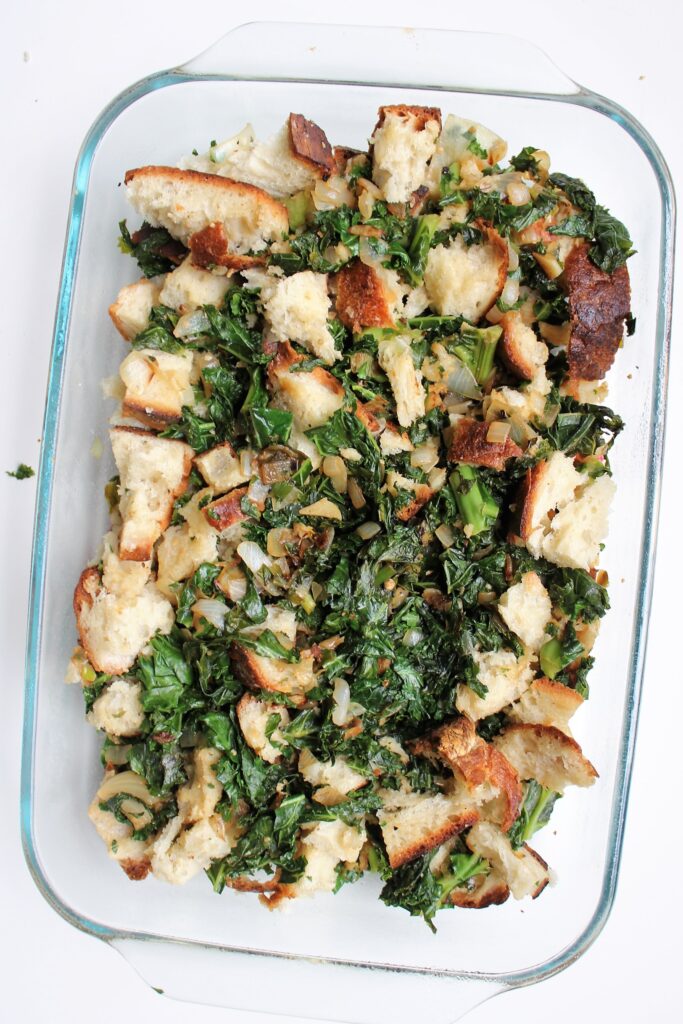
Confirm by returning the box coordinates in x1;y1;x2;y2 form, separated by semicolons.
288;113;335;177
334;260;395;333
373;104;443;133
189;222;265;271
562;243;631;380
448;418;522;471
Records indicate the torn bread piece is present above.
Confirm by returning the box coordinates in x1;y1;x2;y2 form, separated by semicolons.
456;650;535;721
378;788;478;869
182;116;334;199
110;427;194;561
119;348;193;428
236;693;290;764
74;561;173;675
109;277;163;341
377;335;426;427
385;470;433;521
267;340;344;430
89;678;144;738
158;256;233;313
124;166;288;269
299;749;367;806
412;717;522;832
280;820;366;899
380;422;414;456
448;418;522;471
519;451;615;570
465;821;549;900
508;678;585;733
371;105;442;203
88;771;159;880
151;813;235;886
494;723;598;792
499;311;548;381
497;572;552;653
262;271;339;364
155;490;219;599
230;644;317;707
424;226;507;322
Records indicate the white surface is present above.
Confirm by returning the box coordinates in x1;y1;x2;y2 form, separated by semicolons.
2;2;680;1021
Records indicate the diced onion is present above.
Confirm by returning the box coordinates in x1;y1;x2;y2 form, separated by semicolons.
339;447;362;462
313;175;355;211
347;478;366;510
332;678;351;726
322;455;348;494
435;523;456;548
500;276;520;308
247;478;270;505
105;744;131;766
447;361;483;400
218;564;247;602
97;770;153;805
267;528;291;558
174;309;211;339
237;541;272;574
533;251;563;280
356;521;381;540
506;241;520;272
410;437;440;473
299;498;343;521
193;598;228;630
486;421;512;444
507;180;531;206
402;628;424;648
239;450;253;476
428;467;447;491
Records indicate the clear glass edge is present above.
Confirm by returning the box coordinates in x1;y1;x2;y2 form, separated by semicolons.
20;30;676;995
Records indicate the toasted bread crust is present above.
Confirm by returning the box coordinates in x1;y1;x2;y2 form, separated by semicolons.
288;113;335;177
267;340;344;395
121;397;181;429
334;261;395;332
120;858;152;881
189;222;265;271
374;104;443;133
124;165;286;209
518;461;546;541
448;418;522;471
562;243;631;380
386;809;479;870
203;486;249;531
450;876;510;909
395;484;433;522
499;311;540;380
413;717;522;832
332;146;363;175
477;221;509;311
230;644;315;707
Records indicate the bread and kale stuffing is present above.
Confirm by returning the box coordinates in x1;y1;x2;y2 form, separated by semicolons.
68;105;634;929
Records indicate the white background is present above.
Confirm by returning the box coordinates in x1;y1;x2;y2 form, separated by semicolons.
2;2;681;1021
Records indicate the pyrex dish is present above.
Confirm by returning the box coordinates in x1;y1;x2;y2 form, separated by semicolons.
21;22;674;1024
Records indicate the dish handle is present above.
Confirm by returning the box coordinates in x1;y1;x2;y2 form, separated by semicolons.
180;21;580;99
113;936;506;1023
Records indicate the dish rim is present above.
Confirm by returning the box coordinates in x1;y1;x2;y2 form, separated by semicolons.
20;21;676;992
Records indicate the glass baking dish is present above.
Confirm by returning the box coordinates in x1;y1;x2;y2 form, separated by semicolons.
21;22;675;1023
